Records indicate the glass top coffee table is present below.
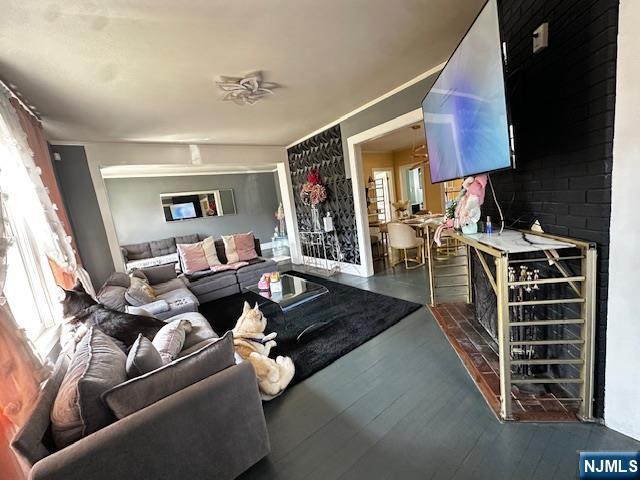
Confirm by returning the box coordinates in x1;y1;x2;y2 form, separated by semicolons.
244;274;330;341
245;274;328;312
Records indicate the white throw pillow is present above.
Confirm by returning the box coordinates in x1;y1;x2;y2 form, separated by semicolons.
152;319;193;364
221;235;239;263
202;236;222;267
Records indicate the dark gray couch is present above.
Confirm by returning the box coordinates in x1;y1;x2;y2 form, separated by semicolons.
120;235;278;304
12;346;270;480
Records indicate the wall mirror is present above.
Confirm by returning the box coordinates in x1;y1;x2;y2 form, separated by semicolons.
160;189;237;222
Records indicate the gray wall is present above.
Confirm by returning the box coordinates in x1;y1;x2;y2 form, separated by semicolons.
340;73;439;177
50;145;115;288
105;173;279;246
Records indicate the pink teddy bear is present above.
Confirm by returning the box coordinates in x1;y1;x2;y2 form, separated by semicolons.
455;174;487;225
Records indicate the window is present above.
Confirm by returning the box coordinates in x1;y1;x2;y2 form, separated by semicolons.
0;133;62;355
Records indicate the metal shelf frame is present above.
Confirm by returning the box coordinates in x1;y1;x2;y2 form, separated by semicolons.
425;226;597;421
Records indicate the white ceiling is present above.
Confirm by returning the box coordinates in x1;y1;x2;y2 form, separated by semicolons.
0;0;484;145
362;122;425;152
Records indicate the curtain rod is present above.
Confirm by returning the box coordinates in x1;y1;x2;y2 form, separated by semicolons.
0;79;42;121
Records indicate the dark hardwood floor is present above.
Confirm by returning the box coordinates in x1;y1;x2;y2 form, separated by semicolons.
240;263;639;480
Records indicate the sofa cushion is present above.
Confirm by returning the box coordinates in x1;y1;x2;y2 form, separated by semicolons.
149;237;177;258
152;319;192;363
235;232;258;261
97;285;128;311
12;354;70;466
141;263;178;286
177;337;220;357
185;270;237;297
103;332;234;419
102;272;130;289
127;334;164;378
50;329;127;449
153;277;187;295
125;276;157;307
221;235;240;263
122;242;152;261
166;312;217;349
156;286;199;305
175;233;199;245
177;241;210;274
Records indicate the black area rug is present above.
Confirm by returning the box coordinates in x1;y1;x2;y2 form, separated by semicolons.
198;272;422;384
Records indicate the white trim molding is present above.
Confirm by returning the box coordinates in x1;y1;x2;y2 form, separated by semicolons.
287;63;445;148
346;108;424;277
277;162;302;264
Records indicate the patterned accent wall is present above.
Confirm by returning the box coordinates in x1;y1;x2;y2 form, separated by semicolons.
287;125;360;264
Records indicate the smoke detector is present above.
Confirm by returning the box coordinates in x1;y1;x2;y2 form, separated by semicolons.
216;71;278;106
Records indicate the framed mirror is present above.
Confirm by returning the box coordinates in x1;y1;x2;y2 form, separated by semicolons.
160;189;237;222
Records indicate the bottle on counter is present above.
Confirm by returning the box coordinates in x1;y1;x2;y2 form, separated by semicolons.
485;216;493;234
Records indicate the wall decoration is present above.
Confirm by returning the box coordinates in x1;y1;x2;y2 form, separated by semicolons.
288;125;360;264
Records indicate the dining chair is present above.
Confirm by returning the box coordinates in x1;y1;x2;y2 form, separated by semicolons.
387;222;425;269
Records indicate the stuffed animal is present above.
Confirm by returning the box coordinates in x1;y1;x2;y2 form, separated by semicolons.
435;174;488;244
232;301;295;400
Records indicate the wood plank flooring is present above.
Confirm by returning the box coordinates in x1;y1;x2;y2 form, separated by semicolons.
240;264;639;480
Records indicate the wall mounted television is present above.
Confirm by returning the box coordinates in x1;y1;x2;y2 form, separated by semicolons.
421;0;514;184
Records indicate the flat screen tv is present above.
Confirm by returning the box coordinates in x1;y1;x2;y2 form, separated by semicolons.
422;0;513;184
169;202;197;220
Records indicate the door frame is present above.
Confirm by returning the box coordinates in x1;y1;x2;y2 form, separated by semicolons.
371;167;395;222
346;108;424;277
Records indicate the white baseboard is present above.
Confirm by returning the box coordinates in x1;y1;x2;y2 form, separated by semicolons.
298;255;369;277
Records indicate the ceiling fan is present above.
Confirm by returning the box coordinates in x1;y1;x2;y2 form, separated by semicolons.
409;124;429;170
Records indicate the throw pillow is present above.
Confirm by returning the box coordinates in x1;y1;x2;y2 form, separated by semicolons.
124;276;156;307
201;236;222;267
127;334;164;378
50;328;127;449
97;285;128;311
102;332;234;419
234;232;258;261
152;319;193;363
221;235;239;263
140;263;177;285
177;242;210;274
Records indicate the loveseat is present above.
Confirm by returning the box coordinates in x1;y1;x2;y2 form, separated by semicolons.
119;235;278;304
11;313;270;480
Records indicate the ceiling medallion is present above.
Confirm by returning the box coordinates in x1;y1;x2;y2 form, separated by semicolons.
216;71;278;106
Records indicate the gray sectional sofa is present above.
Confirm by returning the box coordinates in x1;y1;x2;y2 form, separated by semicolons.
12;317;270;480
115;234;278;305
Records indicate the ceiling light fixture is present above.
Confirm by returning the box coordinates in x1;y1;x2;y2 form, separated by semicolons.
216;71;278;106
410;124;429;170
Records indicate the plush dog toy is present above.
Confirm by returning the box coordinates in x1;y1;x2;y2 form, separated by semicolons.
232;302;295;400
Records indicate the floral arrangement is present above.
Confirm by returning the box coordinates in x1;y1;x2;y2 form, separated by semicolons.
300;169;327;207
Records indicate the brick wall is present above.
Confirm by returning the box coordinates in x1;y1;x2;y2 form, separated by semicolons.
482;0;619;417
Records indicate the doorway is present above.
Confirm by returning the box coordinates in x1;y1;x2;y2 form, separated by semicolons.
354;111;445;274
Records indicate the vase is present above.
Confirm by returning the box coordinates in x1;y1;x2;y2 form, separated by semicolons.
311;206;322;231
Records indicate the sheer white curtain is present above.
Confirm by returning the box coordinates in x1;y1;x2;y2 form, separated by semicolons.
0;85;93;437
